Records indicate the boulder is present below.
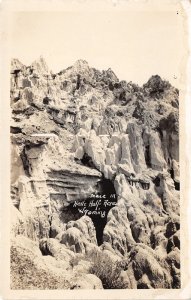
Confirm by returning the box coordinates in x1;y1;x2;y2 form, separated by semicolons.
70;274;103;289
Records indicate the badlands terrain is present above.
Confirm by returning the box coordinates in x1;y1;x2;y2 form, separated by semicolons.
10;57;180;289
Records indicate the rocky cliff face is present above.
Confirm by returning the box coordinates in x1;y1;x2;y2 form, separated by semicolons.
10;57;180;289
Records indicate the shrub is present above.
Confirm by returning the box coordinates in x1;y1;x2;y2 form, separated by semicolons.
87;249;128;289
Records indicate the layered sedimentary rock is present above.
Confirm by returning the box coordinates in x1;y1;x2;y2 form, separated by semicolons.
10;57;180;289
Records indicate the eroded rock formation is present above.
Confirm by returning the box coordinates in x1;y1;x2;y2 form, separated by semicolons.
10;57;180;289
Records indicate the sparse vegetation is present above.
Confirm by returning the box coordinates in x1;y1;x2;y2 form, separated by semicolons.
69;249;129;289
86;249;129;289
10;243;70;289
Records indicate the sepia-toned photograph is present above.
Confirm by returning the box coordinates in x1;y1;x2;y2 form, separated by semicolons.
1;0;190;297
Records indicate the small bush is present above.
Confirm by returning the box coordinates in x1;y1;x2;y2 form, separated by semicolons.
87;249;128;289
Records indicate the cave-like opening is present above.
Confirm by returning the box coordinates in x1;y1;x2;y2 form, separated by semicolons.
90;178;117;245
62;178;117;246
